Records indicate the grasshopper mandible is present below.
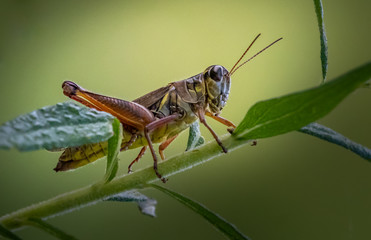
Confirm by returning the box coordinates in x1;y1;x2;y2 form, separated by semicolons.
54;34;282;182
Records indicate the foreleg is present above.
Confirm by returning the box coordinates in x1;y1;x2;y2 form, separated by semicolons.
205;110;236;133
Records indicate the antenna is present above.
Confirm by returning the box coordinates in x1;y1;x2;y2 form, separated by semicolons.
229;37;283;76
229;33;261;75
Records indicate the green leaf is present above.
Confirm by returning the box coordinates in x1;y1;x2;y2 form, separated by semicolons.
106;190;157;217
25;218;77;240
313;0;328;82
0;102;115;151
233;62;371;140
0;224;22;240
299;123;371;160
150;184;250;240
104;118;123;183
186;121;205;151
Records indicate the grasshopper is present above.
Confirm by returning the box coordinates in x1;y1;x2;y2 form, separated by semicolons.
54;34;282;182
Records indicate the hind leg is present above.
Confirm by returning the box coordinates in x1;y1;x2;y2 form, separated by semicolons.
144;114;181;183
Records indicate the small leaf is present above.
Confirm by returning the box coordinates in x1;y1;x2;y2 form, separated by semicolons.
150;184;250;240
137;199;157;217
313;0;328;82
0;224;22;240
0;102;115;151
104;118;123;183
106;190;157;217
186;121;205;151
299;123;371;160
25;218;77;240
234;62;371;140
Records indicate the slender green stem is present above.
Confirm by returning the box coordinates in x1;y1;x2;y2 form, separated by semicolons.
0;134;254;230
25;218;77;240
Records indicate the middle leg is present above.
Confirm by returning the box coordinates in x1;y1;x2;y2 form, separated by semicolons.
198;109;228;153
128;146;147;173
159;134;179;160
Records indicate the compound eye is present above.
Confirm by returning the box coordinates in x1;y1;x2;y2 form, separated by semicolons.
209;66;223;82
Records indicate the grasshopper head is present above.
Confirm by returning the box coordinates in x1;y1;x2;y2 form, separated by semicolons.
203;65;231;114
202;35;283;115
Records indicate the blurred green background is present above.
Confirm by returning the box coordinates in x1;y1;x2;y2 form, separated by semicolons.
1;0;371;239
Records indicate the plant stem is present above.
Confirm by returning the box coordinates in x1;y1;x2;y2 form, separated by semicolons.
0;134;254;230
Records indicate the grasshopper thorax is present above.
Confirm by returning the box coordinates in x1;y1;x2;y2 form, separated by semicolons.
203;65;231;114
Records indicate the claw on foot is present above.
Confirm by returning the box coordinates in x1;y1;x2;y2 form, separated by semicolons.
227;127;235;134
221;145;228;153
